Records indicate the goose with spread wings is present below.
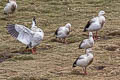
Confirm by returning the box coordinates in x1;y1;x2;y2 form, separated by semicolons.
73;48;94;75
4;0;17;15
55;23;71;43
7;17;44;54
83;11;105;40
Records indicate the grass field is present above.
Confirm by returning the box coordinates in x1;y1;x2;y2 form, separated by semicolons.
0;0;120;80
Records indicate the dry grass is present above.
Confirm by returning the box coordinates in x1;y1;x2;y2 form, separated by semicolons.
0;0;120;80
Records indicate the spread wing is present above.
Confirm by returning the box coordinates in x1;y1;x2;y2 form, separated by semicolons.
7;24;33;45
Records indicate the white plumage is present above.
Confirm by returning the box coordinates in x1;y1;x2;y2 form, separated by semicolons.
55;23;71;43
79;32;94;49
83;11;105;40
7;17;44;54
31;17;38;32
73;48;94;75
4;0;17;15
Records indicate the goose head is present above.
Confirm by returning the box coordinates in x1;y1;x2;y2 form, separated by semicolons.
65;23;71;31
33;17;36;24
98;10;105;16
86;48;92;53
89;32;93;38
9;0;16;2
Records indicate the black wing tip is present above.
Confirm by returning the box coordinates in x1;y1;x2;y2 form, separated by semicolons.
79;45;82;49
55;28;59;35
79;40;83;49
83;29;87;32
73;64;76;67
79;47;82;49
83;21;91;32
4;12;7;15
73;61;77;67
55;31;57;35
73;65;76;67
33;16;35;20
72;57;79;67
33;16;36;24
83;26;87;32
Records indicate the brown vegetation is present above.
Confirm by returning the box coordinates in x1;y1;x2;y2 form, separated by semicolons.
0;0;120;80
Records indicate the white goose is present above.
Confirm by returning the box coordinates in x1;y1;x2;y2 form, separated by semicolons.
7;17;44;54
73;48;94;75
79;32;94;51
55;23;71;43
4;0;17;15
83;11;105;40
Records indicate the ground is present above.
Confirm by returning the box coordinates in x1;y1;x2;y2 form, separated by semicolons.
0;0;120;80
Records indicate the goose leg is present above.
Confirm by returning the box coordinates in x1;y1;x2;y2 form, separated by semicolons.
56;37;57;40
64;38;67;44
64;38;66;43
84;67;87;75
82;67;85;74
32;48;36;54
61;38;64;43
85;49;86;53
26;46;29;49
23;46;29;52
56;37;60;41
93;33;95;40
33;47;36;52
95;31;98;40
61;38;63;42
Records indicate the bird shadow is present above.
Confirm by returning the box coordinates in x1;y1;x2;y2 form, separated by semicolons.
92;65;106;70
0;17;8;21
51;38;58;42
98;36;112;40
50;38;66;44
0;52;14;63
11;49;32;54
51;38;74;44
70;70;85;75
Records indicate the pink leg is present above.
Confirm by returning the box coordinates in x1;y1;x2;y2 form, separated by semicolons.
95;31;98;40
33;47;36;52
31;48;36;54
64;38;67;44
93;33;96;40
84;67;87;75
82;67;87;75
60;38;63;43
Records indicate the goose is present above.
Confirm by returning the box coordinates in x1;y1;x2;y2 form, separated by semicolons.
4;0;17;15
73;48;93;75
83;11;105;40
7;17;44;54
55;23;71;43
79;32;94;51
